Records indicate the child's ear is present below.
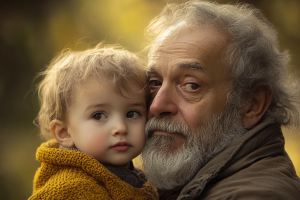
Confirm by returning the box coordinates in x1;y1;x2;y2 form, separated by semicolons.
50;119;74;148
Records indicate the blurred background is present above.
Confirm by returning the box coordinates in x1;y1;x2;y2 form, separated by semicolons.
0;0;299;199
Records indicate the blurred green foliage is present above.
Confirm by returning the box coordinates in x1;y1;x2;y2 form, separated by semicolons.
0;0;299;199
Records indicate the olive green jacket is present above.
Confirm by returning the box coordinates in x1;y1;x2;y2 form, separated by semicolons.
160;120;300;200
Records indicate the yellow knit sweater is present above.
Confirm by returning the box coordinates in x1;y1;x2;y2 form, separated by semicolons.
29;140;158;200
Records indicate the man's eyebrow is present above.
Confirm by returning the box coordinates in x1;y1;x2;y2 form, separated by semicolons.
147;62;206;74
146;66;157;74
177;62;207;72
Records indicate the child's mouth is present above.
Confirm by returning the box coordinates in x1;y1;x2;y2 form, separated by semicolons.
111;141;131;151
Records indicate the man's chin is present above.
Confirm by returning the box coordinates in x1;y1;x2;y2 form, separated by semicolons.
142;135;202;190
147;134;186;153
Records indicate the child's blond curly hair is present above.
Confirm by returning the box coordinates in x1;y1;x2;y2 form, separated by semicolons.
34;43;147;139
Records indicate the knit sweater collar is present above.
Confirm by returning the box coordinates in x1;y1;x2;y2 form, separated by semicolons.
59;145;146;188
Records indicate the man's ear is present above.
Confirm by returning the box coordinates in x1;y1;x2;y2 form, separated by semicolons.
242;84;273;128
50;119;74;148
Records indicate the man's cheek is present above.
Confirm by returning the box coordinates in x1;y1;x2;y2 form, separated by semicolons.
147;112;153;120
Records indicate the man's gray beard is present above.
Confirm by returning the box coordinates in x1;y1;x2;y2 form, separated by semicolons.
141;106;247;190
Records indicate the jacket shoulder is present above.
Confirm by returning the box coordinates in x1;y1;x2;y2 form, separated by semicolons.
201;155;300;200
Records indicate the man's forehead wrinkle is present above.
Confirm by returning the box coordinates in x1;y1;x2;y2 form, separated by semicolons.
150;31;203;59
147;54;161;69
151;43;199;60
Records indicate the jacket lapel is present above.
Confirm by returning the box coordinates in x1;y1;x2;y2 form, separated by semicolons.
178;119;276;199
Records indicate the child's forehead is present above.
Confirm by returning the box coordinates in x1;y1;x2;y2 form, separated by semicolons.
76;77;146;97
69;78;146;110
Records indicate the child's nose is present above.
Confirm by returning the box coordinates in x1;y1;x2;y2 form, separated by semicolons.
111;119;128;136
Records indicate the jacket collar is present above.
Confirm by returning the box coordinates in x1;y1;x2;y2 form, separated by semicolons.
178;118;282;199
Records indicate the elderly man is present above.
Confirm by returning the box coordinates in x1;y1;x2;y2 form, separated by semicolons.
141;1;300;199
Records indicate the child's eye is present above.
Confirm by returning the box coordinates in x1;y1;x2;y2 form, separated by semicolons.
93;112;107;120
126;111;140;119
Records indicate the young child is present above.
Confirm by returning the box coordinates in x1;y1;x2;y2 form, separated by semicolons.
29;44;158;200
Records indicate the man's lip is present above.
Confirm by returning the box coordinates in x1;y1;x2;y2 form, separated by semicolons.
152;130;173;136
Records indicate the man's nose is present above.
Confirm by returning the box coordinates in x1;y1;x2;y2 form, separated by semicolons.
149;84;178;118
111;118;128;136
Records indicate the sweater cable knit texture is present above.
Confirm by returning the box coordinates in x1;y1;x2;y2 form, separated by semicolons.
29;139;158;200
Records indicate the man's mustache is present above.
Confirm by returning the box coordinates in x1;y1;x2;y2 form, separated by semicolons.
145;116;190;139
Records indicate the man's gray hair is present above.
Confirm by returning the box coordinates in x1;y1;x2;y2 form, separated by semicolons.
146;0;300;128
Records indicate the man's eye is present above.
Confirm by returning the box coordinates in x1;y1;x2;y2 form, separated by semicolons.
186;83;199;91
149;80;162;87
93;112;107;120
127;111;140;119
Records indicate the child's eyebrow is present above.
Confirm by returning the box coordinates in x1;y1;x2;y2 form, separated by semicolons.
85;103;146;111
85;104;105;111
130;103;146;107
